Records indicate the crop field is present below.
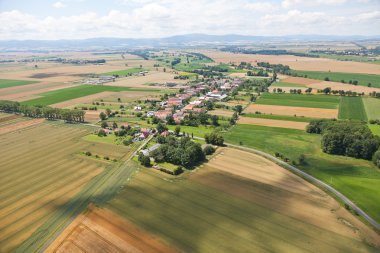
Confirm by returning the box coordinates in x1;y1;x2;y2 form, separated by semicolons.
291;70;380;88
363;97;380;120
256;93;340;109
338;96;368;121
104;148;380;253
21;85;154;106
245;104;338;118
369;124;380;137
224;124;380;224
102;67;148;76
0;79;38;89
0;122;104;252
46;207;180;253
281;76;321;85
271;82;306;87
238;117;308;130
242;113;315;122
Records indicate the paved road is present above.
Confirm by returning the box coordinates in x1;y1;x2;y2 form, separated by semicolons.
195;136;380;230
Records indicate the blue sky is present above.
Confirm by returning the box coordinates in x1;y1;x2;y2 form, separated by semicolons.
0;0;379;40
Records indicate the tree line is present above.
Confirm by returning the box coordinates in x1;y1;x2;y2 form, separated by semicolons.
0;100;85;123
307;119;380;167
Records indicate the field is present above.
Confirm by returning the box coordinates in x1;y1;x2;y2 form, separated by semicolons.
0;121;108;252
224;124;380;224
291;70;380;88
21;85;154;106
208;109;234;117
0;79;38;89
338;96;368;121
363;97;380;120
256;93;340;109
104;148;380;253
238;117;308;130
242;113;315;122
203;50;380;75
102;67;148;76
271;82;307;88
245;104;338;118
46;207;179;253
281;76;321;85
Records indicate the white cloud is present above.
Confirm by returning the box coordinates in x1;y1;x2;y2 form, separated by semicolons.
53;1;66;8
245;2;278;12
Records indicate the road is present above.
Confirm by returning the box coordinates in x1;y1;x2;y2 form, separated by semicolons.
194;136;380;230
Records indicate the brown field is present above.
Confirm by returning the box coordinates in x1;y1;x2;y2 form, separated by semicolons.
238;117;308;130
281;76;321;85
83;110;104;123
107;71;187;88
100;90;162;103
208;109;234;117
200;148;380;249
202;50;380;75
50;92;117;109
46;207;180;253
0;118;44;135
245;104;338;118
0;81;78;101
307;81;380;93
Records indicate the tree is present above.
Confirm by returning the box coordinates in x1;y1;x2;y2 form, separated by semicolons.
234;105;243;115
373;149;380;168
105;108;112;116
152;116;160;124
211;115;219;126
101;122;108;128
138;153;151;167
175;126;181;136
99;112;107;121
203;145;215;155
205;132;224;146
156;122;168;133
166;115;176;125
98;129;106;137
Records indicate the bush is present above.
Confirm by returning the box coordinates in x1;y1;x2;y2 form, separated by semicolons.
123;137;133;146
373;149;380;168
173;166;184;175
203;145;216;155
204;132;224;146
104;156;110;160
101;122;108;128
97;129;106;137
85;151;92;156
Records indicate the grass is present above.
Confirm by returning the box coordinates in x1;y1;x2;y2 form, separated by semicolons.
271;82;306;88
311;53;380;64
21;85;155;106
256;93;340;109
242;113;315;122
363;97;380;120
0;79;38;89
369;124;380;137
167;124;215;138
83;133;121;145
102;68;147;76
290;70;380;88
224;124;380;224
338;96;367;121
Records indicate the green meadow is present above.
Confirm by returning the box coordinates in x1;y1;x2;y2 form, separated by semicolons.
338;96;368;121
271;82;306;88
363;98;380;120
0;79;38;89
102;68;147;76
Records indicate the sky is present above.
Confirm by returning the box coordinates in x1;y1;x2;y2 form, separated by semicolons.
0;0;379;40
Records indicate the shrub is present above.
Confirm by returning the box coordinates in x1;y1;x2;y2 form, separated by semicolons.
373;149;380;168
204;132;224;146
203;145;216;155
173;166;184;175
97;129;106;137
85;151;92;156
104;156;110;160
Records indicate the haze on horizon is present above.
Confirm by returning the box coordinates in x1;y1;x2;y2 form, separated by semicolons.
0;0;379;40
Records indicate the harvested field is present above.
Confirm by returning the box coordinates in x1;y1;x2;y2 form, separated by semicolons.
99;90;162;103
105;149;380;253
307;81;380;94
0;118;44;135
107;71;187;88
208;109;234;117
238;117;308;130
281;76;321;85
46;207;180;253
83;110;104;123
245;104;338;118
202;50;380;75
0;122;115;252
50;92;117;108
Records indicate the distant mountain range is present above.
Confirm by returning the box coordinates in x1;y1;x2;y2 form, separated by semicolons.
1;34;380;51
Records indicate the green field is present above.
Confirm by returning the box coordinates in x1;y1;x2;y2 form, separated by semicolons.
369;124;380;137
256;93;340;109
102;68;148;76
311;53;380;64
271;82;306;88
21;85;154;106
105;166;378;253
363;97;380;120
0;79;38;89
224;124;380;224
338;96;368;121
291;70;380;88
242;113;315;122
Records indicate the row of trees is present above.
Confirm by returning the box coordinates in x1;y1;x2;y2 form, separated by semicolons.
204;132;224;146
0;100;85;123
307;119;380;166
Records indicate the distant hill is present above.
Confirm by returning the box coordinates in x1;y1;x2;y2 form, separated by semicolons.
0;34;379;51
